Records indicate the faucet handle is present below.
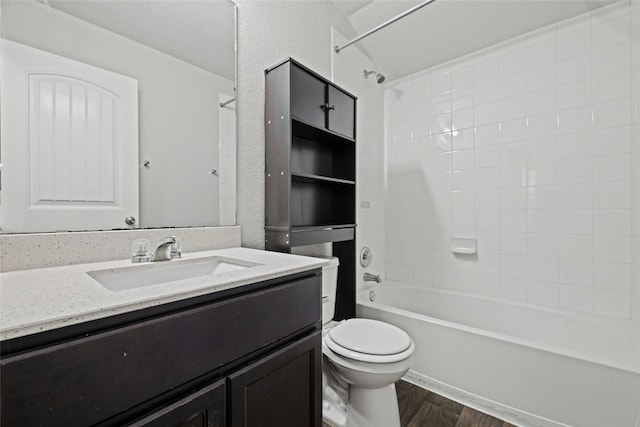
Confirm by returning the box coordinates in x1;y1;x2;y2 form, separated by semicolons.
131;239;151;263
170;238;182;259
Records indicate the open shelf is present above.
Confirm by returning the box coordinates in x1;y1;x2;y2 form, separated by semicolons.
291;116;355;144
292;124;355;182
291;173;355;186
290;180;355;227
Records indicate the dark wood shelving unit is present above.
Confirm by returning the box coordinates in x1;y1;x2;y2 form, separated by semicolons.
264;58;357;320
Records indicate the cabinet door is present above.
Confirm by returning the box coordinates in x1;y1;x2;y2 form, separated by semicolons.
130;379;225;427
228;331;321;427
291;65;326;129
327;85;355;139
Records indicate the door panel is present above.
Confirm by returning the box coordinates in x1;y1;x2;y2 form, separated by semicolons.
0;39;138;232
290;64;325;129
228;331;321;427
327;85;355;139
29;74;118;205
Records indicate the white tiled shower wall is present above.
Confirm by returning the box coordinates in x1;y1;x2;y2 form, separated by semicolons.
631;1;640;336
385;1;640;318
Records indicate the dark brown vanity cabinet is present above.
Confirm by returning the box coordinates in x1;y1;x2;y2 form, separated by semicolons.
0;272;322;426
265;58;357;320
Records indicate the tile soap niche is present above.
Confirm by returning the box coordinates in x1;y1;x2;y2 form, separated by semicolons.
451;236;477;255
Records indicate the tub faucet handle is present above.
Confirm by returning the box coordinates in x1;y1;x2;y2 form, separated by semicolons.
363;272;381;283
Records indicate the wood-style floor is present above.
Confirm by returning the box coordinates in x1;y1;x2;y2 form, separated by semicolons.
323;380;516;427
397;381;515;427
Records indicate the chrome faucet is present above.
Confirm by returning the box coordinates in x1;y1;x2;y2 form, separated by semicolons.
151;236;181;262
363;272;381;283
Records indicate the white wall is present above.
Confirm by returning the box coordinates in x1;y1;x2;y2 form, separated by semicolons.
234;1;386;289
1;1;234;229
384;1;639;319
332;29;386;290
235;0;358;249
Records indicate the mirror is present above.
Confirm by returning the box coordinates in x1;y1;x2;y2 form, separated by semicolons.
0;0;236;233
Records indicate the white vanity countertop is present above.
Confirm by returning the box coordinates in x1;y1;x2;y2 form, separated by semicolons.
0;247;328;341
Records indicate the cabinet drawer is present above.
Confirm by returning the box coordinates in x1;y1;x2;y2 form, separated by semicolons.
0;276;321;426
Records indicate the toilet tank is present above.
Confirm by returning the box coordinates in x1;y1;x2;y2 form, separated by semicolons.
322;257;340;324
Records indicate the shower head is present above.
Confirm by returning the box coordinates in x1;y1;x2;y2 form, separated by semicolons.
364;70;385;84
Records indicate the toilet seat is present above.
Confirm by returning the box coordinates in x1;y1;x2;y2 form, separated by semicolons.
325;319;414;363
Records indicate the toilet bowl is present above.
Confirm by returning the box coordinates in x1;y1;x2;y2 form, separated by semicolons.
321;257;414;427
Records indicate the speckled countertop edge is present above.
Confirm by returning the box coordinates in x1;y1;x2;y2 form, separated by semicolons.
0;226;241;272
0;247;328;341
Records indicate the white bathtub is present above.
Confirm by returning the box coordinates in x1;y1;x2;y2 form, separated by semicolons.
357;283;640;427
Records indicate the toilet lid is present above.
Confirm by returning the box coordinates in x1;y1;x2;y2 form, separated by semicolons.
328;318;412;356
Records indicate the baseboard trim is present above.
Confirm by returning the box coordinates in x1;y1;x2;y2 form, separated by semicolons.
402;370;570;427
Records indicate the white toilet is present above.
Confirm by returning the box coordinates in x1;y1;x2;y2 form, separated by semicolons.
321;257;414;427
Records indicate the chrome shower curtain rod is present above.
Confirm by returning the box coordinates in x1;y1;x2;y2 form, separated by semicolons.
334;0;437;54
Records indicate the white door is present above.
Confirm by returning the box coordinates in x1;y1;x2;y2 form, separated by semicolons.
0;39;138;233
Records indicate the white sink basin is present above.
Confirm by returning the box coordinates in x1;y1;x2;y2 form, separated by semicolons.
88;256;262;291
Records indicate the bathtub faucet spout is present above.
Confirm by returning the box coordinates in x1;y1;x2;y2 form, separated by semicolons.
363;272;382;283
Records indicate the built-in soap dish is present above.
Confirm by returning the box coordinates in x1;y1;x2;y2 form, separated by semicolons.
451;236;477;255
